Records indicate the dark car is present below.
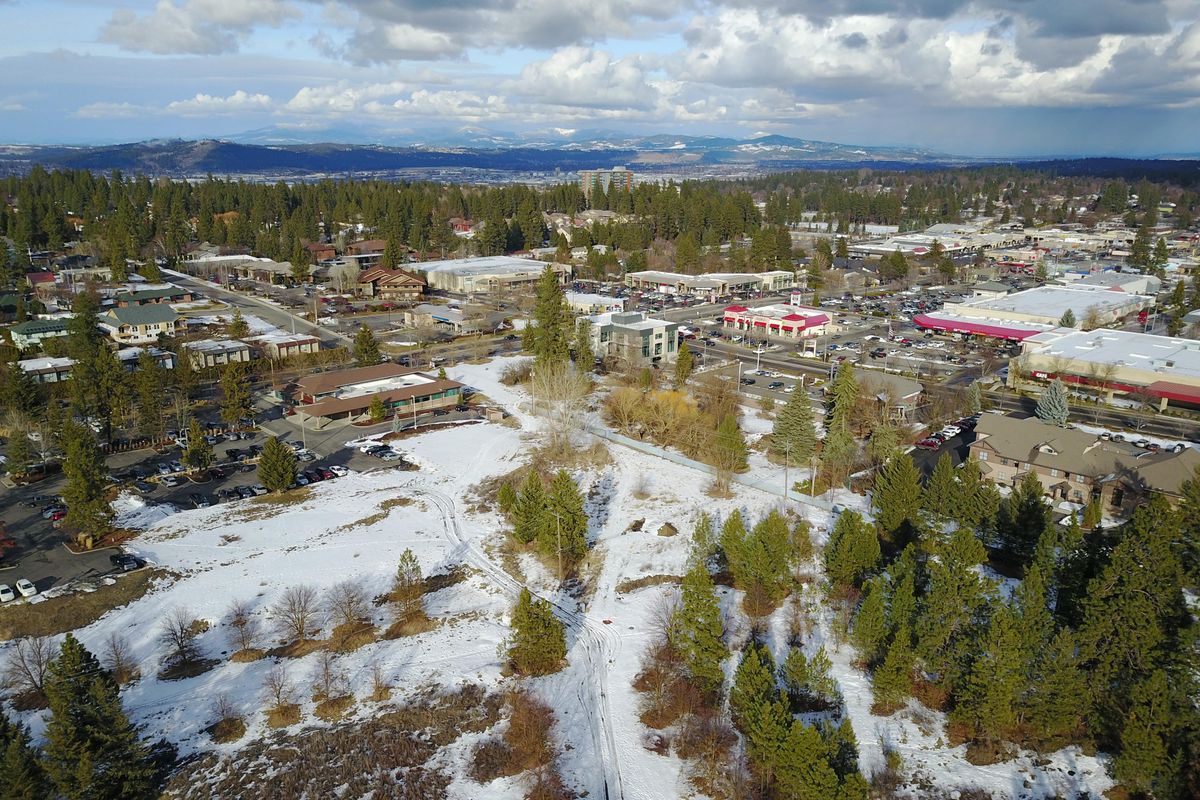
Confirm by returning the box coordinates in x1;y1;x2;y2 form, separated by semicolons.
188;493;211;509
302;470;322;483
238;463;256;473
109;554;144;572
739;378;756;385
133;480;156;493
767;381;785;390
236;486;256;499
225;448;244;460
209;466;227;479
248;445;264;456
432;408;450;416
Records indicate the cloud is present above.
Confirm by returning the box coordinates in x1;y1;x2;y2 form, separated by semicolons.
166;90;273;115
74;101;151;118
508;47;659;110
101;0;299;55
285;81;409;113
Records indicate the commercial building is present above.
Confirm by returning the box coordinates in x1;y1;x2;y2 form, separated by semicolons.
968;414;1200;512
100;305;180;345
8;318;70;349
1014;328;1200;410
184;339;253;369
940;285;1154;328
1072;271;1162;295
589;311;679;366
248;332;320;361
565;292;625;314
624;270;795;300
579;167;633;200
912;311;1057;342
721;304;832;340
412;256;568;294
293;363;464;424
354;267;426;302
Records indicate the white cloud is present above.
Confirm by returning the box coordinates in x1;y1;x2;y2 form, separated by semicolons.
166;90;273;115
101;0;299;55
74;101;151;118
285;81;409;113
508;47;659;110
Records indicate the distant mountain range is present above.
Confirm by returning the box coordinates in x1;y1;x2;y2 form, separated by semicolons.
0;130;1196;181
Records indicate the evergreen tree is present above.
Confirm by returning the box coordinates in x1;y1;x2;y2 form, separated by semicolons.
730;642;779;732
258;436;296;492
573;318;594;371
827;361;858;433
183;417;213;473
775;721;840;800
770;386;818;465
952;457;999;532
61;422;113;543
508;588;566;676
512;471;547;545
823;510;881;589
782;646;837;710
43;634;155;800
709;414;748;475
872;453;923;538
669;560;727;699
1035;379;1070;426
542;470;588;572
218;361;253;425
673;340;693;388
691;512;717;561
1128;225;1152;269
523;265;570;370
994;471;1050;569
921;451;957;523
1112;669;1174;795
367;395;386;423
966;381;983;415
915;527;991;693
133;350;167;440
851;578;889;668
820;424;858;489
1150;236;1170;274
496;481;517;517
1058;308;1076;328
5;432;33;477
226;307;249;338
0;711;48;800
953;605;1024;744
871;627;913;714
1024;628;1089;744
353;324;382;366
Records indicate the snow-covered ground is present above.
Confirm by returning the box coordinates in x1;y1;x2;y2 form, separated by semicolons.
6;356;1114;798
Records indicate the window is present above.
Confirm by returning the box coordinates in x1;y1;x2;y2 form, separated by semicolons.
1050;468;1059;477
654;342;663;356
978;451;988;461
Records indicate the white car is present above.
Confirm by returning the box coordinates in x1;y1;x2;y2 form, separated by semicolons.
161;475;180;488
328;465;350;477
782;384;796;393
15;579;36;599
357;441;384;454
941;425;962;437
0;585;14;603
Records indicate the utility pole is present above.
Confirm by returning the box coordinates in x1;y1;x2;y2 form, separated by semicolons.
783;441;790;505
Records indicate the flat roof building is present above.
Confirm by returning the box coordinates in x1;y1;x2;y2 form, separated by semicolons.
184;338;253;370
625;270;795;299
411;256;568;294
942;285;1153;328
722;304;832;340
579;167;633;200
294;363;464;424
589;311;679;366
18;356;74;383
565;292;625;314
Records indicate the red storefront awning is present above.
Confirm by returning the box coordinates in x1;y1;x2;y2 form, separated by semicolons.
912;313;1043;341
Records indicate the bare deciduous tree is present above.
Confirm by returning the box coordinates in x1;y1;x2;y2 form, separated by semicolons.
326;579;370;631
273;585;320;644
159;606;201;668
262;663;296;709
2;635;56;704
226;597;260;653
310;651;348;702
528;362;592;456
102;633;140;685
370;662;391;702
212;693;239;725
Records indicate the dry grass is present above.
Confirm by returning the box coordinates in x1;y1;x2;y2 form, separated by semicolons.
206;717;246;744
266;703;301;728
223;488;315;523
0;569;167;641
314;695;355;722
329;621;377;653
230;648;265;663
158;657;220;682
332;496;414;533
267;639;327;659
615;574;682;594
383;611;439;639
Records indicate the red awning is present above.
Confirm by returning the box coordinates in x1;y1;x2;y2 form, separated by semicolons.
1147;380;1200;404
781;325;794;331
753;320;767;327
912;313;1042;341
725;305;749;312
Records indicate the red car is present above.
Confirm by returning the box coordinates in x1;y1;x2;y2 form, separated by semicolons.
49;509;68;522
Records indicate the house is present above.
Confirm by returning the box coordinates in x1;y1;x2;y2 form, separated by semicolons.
115;346;176;371
304;242;336;263
183;339;253;370
293;363;464;424
403;303;502;334
588;311;679;366
346;239;387;256
100;305;180;345
113;285;195;307
967;414;1200;512
8;318;70;349
355;267;426;302
857;371;922;420
248;332;321;360
26;272;56;301
18;356;74;384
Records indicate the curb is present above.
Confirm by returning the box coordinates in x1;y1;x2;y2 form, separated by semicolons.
61;542;125;556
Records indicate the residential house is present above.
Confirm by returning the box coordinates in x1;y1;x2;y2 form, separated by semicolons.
100;305;180;345
857;371;922;421
403;303;502;334
355;267;426;302
967;414;1200;512
248;332;321;360
113;285;195;307
26;272;56;301
304;242;337;263
18;356;74;384
115;346;176;372
8;318;70;349
183;339;253;370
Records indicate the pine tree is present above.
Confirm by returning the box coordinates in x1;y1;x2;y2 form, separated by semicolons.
709;414;748;477
771;386;818;465
775;721;840;800
258;436;296;492
921;451;957;523
670;560;727;699
543;470;588;571
851;578;889;667
782;646;836;710
368;395;386;423
0;711;48;800
219;361;253;425
1024;628;1088;744
183;417;213;473
1112;669;1174;795
5;434;32;477
691;512;716;561
508;588;566;676
43;634;155;799
966;381;983;415
820;424;858;489
353;324;382;366
1058;308;1076;328
871;627;913;714
512;471;547;545
730;642;778;732
673;340;693;387
524;265;570;369
828;361;859;432
392;548;424;618
733;510;793;606
496;481;517;517
994;471;1050;569
823;510;881;589
573;318;594;371
1150;236;1170;274
226;307;250;338
953;605;1023;744
915;527;991;693
1035;379;1070;426
61;422;113;543
872;453;923;538
133;350;167;439
719;510;748;581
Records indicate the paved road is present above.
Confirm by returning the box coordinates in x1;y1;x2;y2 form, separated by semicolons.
983;390;1200;440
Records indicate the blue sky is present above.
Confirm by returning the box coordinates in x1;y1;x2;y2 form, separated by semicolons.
1;0;1198;156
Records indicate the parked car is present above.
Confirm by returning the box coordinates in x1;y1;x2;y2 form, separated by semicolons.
294;475;310;487
379;451;403;462
364;444;390;456
767;381;785;390
161;475;180;488
41;504;67;519
156;463;172;476
110;553;144;572
328;465;349;477
0;585;13;603
319;468;336;480
188;493;211;509
15;579;36;598
236;486;256;499
739;378;756;385
49;508;68;522
209;466;227;479
251;485;268;496
432;408;450;416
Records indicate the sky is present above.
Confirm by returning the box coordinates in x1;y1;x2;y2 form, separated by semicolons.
0;0;1198;156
